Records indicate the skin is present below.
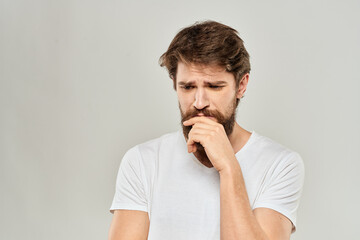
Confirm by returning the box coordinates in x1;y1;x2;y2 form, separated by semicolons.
176;61;252;166
108;210;149;240
177;61;293;240
108;61;293;240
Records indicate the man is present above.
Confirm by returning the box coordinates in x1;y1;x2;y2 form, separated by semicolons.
108;20;304;240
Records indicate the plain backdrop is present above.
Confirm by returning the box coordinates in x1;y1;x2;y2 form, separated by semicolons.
1;0;359;239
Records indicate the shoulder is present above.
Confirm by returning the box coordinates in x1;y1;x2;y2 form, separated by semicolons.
250;131;305;172
123;130;180;163
120;130;180;169
136;130;180;153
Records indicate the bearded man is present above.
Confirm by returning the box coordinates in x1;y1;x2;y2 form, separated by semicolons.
108;20;304;240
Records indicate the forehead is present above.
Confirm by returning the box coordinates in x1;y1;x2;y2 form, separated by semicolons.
176;61;234;83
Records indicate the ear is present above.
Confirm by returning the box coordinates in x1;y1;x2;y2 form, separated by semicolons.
236;73;249;99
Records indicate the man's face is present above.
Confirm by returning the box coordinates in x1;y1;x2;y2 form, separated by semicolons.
176;61;242;168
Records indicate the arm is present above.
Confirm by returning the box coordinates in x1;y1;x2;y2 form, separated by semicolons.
183;118;299;239
108;210;150;240
109;146;150;239
219;162;292;240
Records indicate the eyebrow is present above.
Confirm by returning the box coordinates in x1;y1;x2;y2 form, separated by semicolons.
178;80;228;86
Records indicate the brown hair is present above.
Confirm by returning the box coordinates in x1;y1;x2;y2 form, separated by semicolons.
159;20;251;90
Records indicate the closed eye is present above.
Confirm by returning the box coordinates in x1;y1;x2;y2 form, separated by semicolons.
181;85;194;90
209;85;224;89
180;85;224;90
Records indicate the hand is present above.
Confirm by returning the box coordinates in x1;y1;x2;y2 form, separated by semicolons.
183;116;238;172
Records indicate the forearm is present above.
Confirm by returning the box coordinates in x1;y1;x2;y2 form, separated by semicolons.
219;161;269;240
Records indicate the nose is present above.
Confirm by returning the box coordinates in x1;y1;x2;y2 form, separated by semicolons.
193;87;210;110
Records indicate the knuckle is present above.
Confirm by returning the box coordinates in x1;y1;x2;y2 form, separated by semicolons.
215;126;222;132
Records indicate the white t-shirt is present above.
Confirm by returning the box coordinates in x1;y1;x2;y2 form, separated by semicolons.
110;130;305;239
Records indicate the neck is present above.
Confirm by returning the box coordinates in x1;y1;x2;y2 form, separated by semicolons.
228;122;252;154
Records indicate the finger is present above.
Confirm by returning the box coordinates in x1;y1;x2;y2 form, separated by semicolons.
191;122;216;131
189;127;214;136
183;116;218;126
187;132;207;153
191;122;225;138
188;140;199;153
184;116;217;126
187;141;196;153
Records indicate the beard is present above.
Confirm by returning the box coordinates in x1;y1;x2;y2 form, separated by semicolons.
180;96;239;168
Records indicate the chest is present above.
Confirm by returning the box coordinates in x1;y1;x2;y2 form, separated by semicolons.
145;151;266;239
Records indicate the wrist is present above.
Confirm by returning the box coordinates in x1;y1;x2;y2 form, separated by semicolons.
219;160;241;177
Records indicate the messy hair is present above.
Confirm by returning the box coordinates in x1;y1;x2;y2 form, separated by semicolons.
159;20;251;90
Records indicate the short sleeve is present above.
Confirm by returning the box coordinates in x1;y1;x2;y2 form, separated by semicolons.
109;146;148;214
253;152;305;234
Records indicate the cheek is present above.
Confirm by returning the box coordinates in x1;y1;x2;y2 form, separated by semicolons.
177;92;192;108
214;92;236;112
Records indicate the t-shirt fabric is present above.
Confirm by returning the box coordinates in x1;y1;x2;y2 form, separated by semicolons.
110;130;305;239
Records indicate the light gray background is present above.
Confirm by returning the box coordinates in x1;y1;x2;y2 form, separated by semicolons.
1;0;359;239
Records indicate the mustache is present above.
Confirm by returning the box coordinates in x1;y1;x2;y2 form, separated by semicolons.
181;108;218;122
